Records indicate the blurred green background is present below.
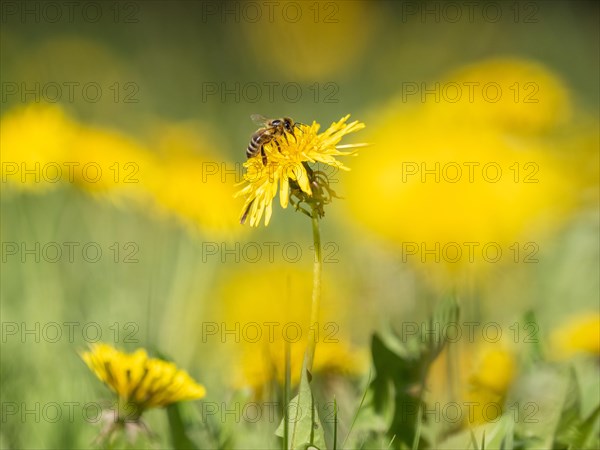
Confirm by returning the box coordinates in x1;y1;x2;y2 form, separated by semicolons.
1;1;599;448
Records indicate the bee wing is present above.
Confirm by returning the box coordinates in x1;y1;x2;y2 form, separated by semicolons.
250;114;269;126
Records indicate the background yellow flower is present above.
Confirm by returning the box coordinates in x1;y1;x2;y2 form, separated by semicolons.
241;1;378;80
66;125;159;204
344;59;584;285
430;58;572;133
550;313;600;358
427;341;517;427
145;123;245;238
1;104;78;192
208;264;366;395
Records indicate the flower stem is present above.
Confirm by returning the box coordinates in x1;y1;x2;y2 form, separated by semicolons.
304;212;322;374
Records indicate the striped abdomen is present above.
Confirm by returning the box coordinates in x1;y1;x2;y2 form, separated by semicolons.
246;129;273;160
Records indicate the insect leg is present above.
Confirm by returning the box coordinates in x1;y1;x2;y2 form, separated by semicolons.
261;146;267;165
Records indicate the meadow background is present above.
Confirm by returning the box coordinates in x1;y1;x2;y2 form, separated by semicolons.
1;1;599;448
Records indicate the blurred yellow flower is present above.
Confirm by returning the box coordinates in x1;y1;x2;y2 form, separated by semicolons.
1;105;247;237
66;125;159;204
0;103;158;204
0;104;78;192
147;123;245;237
551;313;600;358
241;1;377;79
81;343;206;418
236;115;365;227
427;341;517;426
463;345;516;425
236;340;366;397
212;265;365;395
432;58;572;133
345;59;580;277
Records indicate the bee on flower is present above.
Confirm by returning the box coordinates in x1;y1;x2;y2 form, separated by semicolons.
236;114;366;227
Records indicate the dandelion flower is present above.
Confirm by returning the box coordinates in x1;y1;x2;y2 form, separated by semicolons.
427;342;516;426
235;115;365;227
464;345;516;425
146;123;246;238
434;58;572;133
551;313;600;358
235;340;367;397
345;59;580;282
67;125;159;203
242;1;377;79
212;265;366;395
0;104;78;192
81;343;205;419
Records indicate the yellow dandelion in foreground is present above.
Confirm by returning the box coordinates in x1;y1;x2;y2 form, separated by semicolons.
235;115;365;227
81;343;206;419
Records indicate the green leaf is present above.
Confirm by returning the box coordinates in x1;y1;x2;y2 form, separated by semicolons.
521;310;544;365
553;367;582;445
512;363;598;450
369;333;425;448
276;368;327;450
553;367;600;449
574;404;600;449
341;388;389;449
426;297;460;356
436;417;510;450
500;416;514;450
469;428;481;450
368;298;460;449
333;397;338;450
166;402;200;450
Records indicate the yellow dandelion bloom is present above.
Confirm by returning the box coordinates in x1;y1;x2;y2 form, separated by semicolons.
464;345;516;425
241;1;377;80
432;58;572;134
345;59;581;282
235;340;366;396
211;265;366;395
0;104;78;192
0;104;159;206
551;313;600;358
427;341;516;426
66;125;159;203
81;343;206;418
146;123;245;237
235;115;365;227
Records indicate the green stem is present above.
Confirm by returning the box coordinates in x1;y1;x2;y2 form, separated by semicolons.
304;212;322;374
283;340;290;450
